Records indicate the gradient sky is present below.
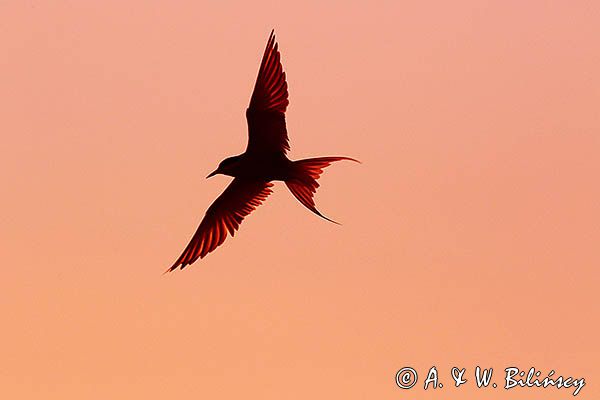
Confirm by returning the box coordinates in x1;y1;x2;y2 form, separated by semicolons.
1;1;599;399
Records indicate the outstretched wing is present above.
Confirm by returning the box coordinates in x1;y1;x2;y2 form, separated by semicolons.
246;30;290;155
168;179;274;271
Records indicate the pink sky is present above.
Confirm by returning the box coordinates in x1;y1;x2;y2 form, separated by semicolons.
1;1;598;398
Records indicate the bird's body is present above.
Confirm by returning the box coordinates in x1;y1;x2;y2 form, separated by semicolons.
168;30;358;272
215;152;292;181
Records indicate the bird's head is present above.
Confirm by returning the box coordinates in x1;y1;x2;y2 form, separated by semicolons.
207;155;243;178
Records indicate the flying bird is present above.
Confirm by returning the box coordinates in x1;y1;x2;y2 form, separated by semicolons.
168;30;358;272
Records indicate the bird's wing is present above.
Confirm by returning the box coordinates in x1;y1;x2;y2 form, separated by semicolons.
246;30;290;155
167;179;274;271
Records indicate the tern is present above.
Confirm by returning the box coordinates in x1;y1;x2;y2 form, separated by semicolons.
168;30;358;271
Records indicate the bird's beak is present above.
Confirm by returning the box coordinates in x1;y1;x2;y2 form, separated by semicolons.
206;169;218;179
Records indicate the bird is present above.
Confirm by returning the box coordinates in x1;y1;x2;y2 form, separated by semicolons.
167;30;358;272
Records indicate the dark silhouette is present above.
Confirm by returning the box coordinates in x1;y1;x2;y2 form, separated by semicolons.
168;30;358;271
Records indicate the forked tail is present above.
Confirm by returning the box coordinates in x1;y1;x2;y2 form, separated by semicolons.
285;157;359;224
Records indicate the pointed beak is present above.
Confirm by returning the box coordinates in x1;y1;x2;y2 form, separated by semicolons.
206;169;218;179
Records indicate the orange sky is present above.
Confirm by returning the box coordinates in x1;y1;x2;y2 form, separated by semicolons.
1;1;598;399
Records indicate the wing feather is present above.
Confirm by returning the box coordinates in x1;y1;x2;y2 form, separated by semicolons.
246;30;290;155
167;179;274;271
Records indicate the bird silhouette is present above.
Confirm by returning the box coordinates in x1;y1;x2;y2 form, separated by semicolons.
167;30;358;272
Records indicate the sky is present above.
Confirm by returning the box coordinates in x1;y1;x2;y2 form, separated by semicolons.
1;1;599;399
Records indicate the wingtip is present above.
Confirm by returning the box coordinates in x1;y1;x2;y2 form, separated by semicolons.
163;265;178;275
164;260;188;274
265;29;276;51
